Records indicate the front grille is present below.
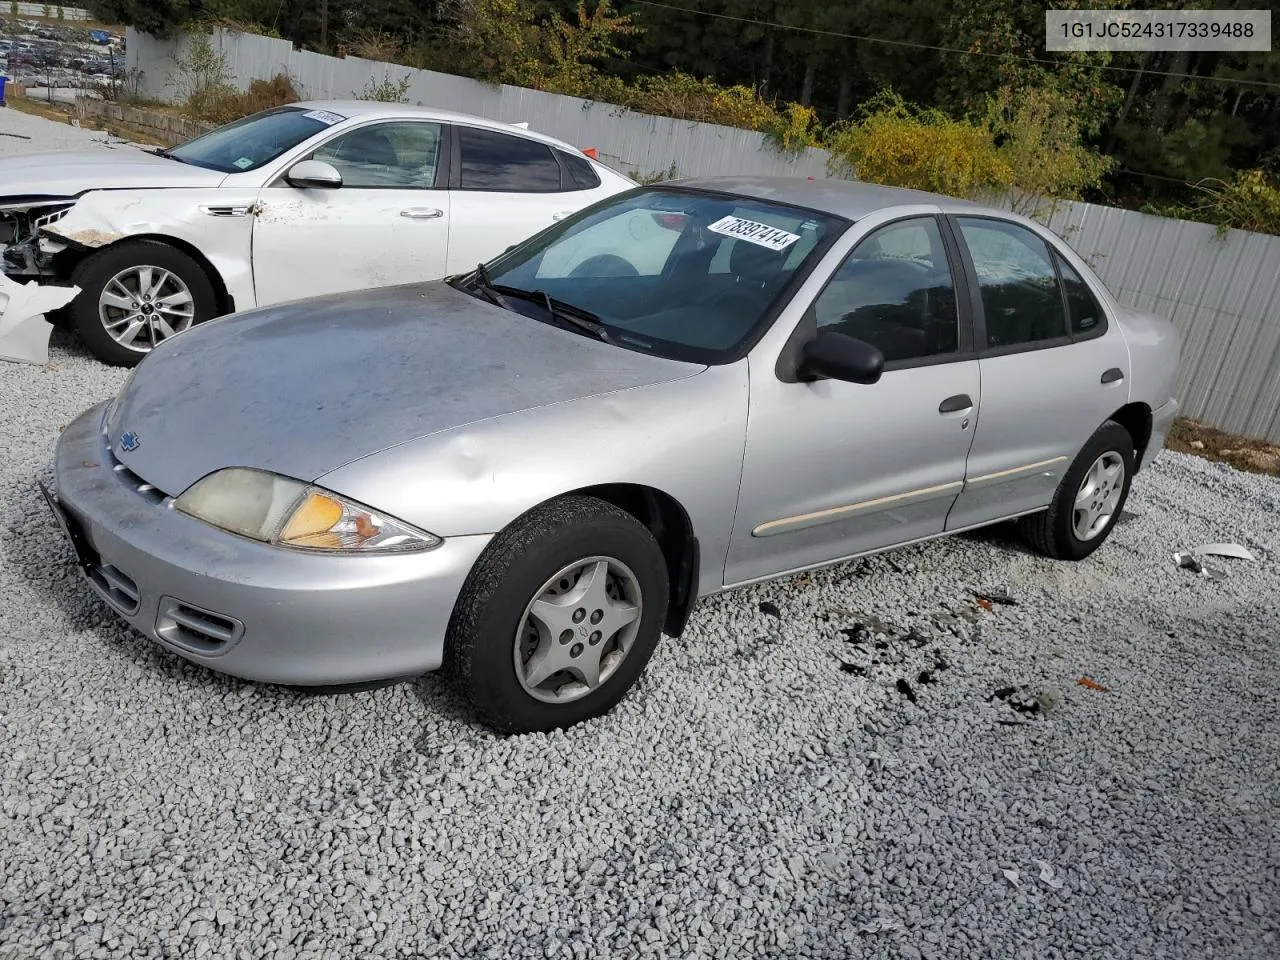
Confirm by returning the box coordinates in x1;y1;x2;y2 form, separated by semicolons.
87;561;140;614
156;598;242;654
104;441;167;505
34;205;73;230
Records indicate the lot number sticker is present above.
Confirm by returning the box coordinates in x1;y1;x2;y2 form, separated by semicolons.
304;109;346;125
707;215;801;250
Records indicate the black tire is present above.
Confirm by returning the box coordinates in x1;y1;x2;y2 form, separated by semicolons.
70;240;219;367
1020;420;1135;561
444;495;669;734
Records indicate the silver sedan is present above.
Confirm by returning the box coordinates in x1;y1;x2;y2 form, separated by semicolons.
46;177;1182;733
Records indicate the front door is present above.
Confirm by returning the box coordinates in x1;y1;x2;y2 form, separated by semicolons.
251;119;451;306
943;215;1131;530
725;215;980;586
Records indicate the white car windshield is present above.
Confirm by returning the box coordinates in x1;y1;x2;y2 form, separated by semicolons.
481;187;847;362
166;106;343;174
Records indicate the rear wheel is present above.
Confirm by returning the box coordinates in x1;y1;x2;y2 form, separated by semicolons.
70;240;218;367
445;495;669;734
1021;420;1134;560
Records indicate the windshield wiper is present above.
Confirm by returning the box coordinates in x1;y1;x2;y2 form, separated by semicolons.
469;262;510;309
492;285;613;344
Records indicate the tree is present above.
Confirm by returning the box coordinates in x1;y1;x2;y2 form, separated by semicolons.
86;0;207;36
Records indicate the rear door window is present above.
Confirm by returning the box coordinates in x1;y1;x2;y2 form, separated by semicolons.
457;127;564;192
955;217;1069;350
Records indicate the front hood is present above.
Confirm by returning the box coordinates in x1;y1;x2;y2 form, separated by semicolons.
0;149;226;197
106;282;703;495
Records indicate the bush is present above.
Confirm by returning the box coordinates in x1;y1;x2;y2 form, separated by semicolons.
358;74;411;103
825;88;1112;211
1186;169;1280;236
986;86;1113;216
825;91;1011;198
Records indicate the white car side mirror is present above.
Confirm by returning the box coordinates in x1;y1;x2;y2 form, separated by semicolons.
285;160;343;189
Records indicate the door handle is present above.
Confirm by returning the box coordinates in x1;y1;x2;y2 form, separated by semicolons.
1101;367;1124;384
938;394;973;414
552;210;574;221
401;207;443;219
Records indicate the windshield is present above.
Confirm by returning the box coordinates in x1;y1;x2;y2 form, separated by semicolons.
483;186;846;362
166;106;345;174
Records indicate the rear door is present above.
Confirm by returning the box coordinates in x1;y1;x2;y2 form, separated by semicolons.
943;215;1130;530
251;119;451;305
444;125;613;273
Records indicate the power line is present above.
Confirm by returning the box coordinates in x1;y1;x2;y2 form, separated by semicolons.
631;0;1280;92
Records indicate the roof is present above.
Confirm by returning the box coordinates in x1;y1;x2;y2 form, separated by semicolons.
666;176;991;221
290;99;589;157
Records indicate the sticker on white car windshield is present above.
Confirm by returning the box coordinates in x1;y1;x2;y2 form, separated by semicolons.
233;157;254;170
707;215;801;251
303;109;346;125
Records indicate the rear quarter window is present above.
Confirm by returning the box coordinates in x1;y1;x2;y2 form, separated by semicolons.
558;149;602;190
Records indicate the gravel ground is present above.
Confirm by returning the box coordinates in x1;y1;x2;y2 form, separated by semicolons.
0;104;142;154
3;111;1280;960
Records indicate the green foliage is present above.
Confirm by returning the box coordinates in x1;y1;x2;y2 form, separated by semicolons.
629;162;679;184
986;85;1114;215
1184;170;1280;237
825;87;1111;209
87;0;205;36
167;30;238;122
826;91;1010;198
358;73;412;103
443;0;637;94
169;32;299;124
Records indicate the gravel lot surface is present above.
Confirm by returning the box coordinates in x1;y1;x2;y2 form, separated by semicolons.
0;105;140;154
3;112;1279;959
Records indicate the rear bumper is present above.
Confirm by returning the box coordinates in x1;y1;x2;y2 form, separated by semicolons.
50;401;491;685
1145;397;1179;468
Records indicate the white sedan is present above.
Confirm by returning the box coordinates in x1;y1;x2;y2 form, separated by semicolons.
0;100;634;366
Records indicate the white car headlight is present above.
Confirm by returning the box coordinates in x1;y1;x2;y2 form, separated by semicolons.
174;467;440;553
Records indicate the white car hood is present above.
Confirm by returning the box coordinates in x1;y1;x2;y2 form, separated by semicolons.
0;149;227;197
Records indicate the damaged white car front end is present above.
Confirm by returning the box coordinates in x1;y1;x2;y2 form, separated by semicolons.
0;100;635;367
0;199;81;364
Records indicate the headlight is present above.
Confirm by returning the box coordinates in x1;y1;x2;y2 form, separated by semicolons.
174;467;440;553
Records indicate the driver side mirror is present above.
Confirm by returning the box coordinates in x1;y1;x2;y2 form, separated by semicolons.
285;159;343;189
797;330;884;384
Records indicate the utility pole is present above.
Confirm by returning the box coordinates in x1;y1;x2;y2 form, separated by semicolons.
320;0;329;51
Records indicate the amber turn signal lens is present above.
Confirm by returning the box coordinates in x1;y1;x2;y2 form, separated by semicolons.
279;492;344;543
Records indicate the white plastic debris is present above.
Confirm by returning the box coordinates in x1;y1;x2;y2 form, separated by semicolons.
1192;543;1257;562
1173;551;1226;581
0;273;80;365
1033;858;1066;890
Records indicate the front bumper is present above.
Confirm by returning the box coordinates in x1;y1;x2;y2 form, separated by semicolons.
50;401;492;685
0;271;78;366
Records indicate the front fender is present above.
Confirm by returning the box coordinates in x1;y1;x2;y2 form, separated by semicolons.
316;362;751;596
42;189;256;312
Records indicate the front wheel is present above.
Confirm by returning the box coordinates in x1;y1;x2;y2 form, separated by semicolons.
70;240;218;367
445;495;669;734
1020;420;1135;560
